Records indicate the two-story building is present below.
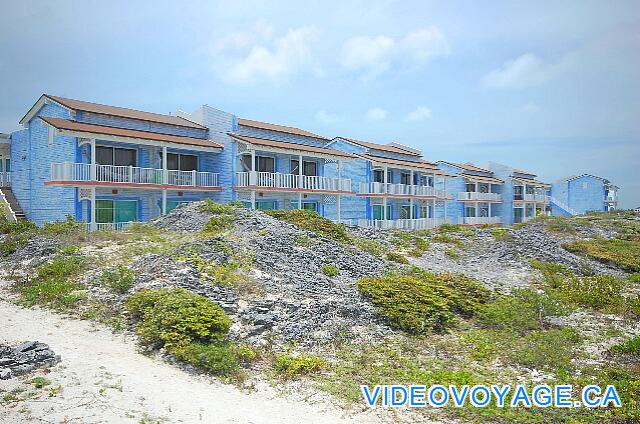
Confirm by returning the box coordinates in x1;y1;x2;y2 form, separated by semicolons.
435;161;504;225
326;137;454;230
551;174;619;215
480;162;551;225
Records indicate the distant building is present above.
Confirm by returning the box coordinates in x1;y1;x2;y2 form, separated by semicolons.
551;174;619;215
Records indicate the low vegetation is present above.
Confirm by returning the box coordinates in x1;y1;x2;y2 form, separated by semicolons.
563;239;640;272
357;271;490;333
385;252;408;264
490;228;511;241
98;265;135;294
274;353;326;378
200;201;237;235
266;209;350;243
321;264;339;277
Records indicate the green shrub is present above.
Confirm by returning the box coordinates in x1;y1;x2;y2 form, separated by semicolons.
274;353;326;378
610;336;640;356
386;252;409;264
125;288;232;348
0;219;37;235
445;248;459;259
506;328;581;372
358;273;489;333
266;210;350;243
629;272;640;284
477;288;567;331
353;238;387;257
198;199;236;215
432;234;465;248
172;342;239;376
42;215;84;236
438;224;463;233
490;228;511;241
0;220;37;255
563;239;640;272
18;255;87;309
99;265;135;294
544;218;578;235
30;377;51;389
199;200;236;235
415;238;429;251
597;368;640;421
530;259;573;288
559;274;625;310
321;264;339;277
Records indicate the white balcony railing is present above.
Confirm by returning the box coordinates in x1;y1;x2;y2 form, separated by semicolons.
521;193;549;202
51;163;220;188
0;172;9;187
458;216;502;225
359;182;447;198
85;221;138;232
235;171;351;192
457;192;502;202
605;196;617;203
357;218;449;230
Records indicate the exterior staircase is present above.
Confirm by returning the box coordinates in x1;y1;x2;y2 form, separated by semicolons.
548;196;578;216
0;187;24;222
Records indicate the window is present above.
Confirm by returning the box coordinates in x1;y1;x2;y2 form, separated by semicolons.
163;152;198;171
95;200;137;223
582;182;589;189
373;204;392;220
466;183;476;192
514;186;524;200
420;205;433;218
256;201;276;210
96;146;137;166
5;159;10;172
291;201;317;211
373;169;392;183
400;205;416;219
400;173;412;185
420;176;434;187
166;200;192;213
465;206;476;218
242;155;275;173
290;160;317;176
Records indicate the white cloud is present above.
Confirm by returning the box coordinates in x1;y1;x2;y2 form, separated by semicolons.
212;21;320;84
341;27;449;80
483;53;557;89
366;107;388;121
520;102;540;113
400;28;450;64
404;106;433;121
315;109;341;123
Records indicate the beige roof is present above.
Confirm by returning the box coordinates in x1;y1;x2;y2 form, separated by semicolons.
512;168;537;176
338;137;422;156
511;176;551;187
237;118;327;140
361;154;453;176
41;117;222;149
460;173;504;184
437;161;494;174
33;95;207;129
229;134;354;158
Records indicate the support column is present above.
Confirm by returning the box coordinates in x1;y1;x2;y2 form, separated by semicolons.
90;138;96;181
409;198;414;219
383;165;388;220
298;154;304;209
337;195;341;223
161;144;168;215
488;202;492;222
162;189;167;216
443;177;448;223
250;150;256;209
90;186;96;231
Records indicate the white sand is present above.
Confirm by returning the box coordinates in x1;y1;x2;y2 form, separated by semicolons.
0;299;378;424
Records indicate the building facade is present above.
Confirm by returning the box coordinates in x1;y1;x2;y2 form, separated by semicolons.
551;174;619;215
0;94;621;229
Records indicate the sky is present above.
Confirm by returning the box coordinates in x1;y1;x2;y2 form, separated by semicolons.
0;0;638;207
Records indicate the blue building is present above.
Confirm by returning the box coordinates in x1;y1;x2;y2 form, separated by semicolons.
0;94;621;230
551;174;619;215
326;137;454;229
480;162;552;225
435;162;504;225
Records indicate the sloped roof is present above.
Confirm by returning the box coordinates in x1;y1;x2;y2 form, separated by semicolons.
229;134;353;158
237;118;327;140
565;174;612;184
460;173;504;184
360;154;453;176
21;94;206;129
437;161;493;174
335;137;422;156
511;176;551;187
512;168;537;177
41;117;222;149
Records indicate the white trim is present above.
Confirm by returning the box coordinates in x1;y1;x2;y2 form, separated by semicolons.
20;95;73;125
231;137;352;160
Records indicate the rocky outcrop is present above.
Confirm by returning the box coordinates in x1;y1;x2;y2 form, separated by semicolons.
0;341;60;379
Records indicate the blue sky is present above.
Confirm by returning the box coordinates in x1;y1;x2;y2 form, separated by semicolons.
1;0;638;207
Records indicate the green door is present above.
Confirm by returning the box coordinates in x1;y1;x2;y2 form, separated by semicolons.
115;201;137;223
373;205;392;220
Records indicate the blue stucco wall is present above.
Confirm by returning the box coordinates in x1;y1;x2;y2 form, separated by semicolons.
563;176;606;214
76;111;207;139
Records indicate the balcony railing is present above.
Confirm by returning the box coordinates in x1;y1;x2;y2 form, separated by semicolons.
357;218;449;230
235;171;351;192
514;193;549;202
458;216;502;225
457;192;502;202
51;163;220;188
85;221;138;232
0;172;9;187
359;182;447;198
605;196;617;203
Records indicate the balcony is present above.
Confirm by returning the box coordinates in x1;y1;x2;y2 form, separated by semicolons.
359;182;447;198
605;196;617;203
356;217;449;230
235;171;352;193
50;163;221;189
0;172;9;187
514;193;549;203
457;192;502;202
458;216;502;225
